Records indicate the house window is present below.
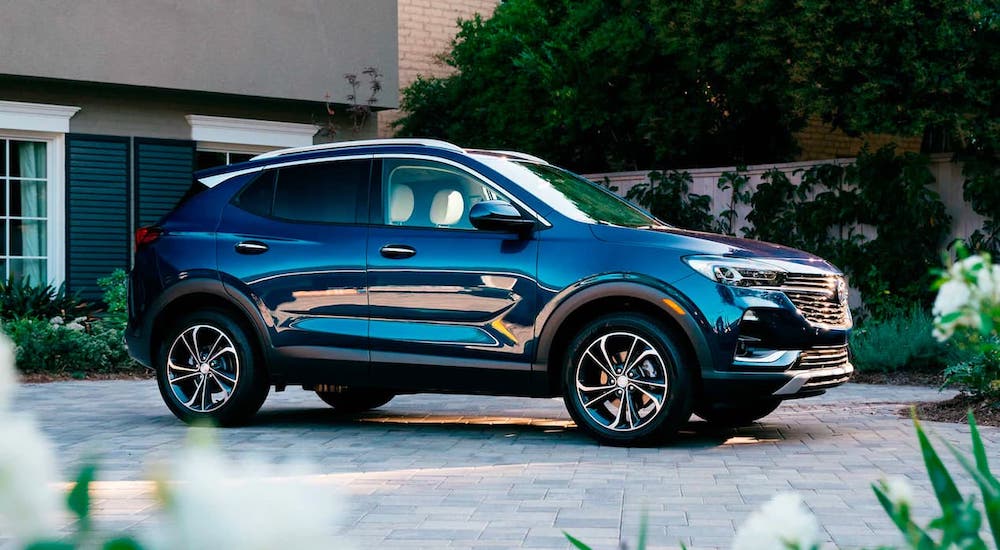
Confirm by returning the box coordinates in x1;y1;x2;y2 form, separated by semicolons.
195;150;256;171
1;138;49;282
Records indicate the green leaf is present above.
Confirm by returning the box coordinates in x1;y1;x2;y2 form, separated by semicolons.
914;415;964;514
102;537;145;550
563;532;594;550
68;464;97;530
24;542;75;550
873;483;936;550
637;511;648;550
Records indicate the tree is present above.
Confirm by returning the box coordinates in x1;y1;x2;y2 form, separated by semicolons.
394;0;805;172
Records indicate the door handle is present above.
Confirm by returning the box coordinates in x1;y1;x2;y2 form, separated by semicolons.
380;244;416;259
235;241;269;254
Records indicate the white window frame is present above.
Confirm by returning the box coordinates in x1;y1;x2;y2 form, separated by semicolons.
186;115;318;151
0;100;80;286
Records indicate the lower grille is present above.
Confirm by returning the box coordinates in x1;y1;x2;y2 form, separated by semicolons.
780;274;850;327
792;344;850;371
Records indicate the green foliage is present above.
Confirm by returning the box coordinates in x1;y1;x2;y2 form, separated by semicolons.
944;338;1000;399
2;317;132;375
715;167;750;236
742;146;950;317
850;307;953;373
874;412;1000;549
395;0;804;172
625;170;714;231
97;269;128;331
0;278;88;322
959;155;1000;255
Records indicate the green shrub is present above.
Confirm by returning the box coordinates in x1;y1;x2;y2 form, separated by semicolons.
0;277;88;321
1;269;135;375
850;307;953;373
625;170;715;232
943;337;1000;398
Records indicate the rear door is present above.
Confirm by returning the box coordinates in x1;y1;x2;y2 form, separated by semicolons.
216;157;372;385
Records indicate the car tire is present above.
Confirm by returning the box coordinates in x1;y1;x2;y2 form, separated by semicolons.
315;389;395;413
156;310;269;426
563;313;693;446
695;400;781;427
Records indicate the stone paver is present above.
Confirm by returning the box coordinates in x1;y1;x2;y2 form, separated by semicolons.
11;380;998;549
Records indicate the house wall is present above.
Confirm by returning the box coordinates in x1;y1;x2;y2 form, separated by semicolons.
794;117;922;161
0;0;399;108
379;0;499;136
0;76;379;140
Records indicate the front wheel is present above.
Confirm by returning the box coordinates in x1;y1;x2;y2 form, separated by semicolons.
156;310;268;426
563;314;693;446
695;400;781;427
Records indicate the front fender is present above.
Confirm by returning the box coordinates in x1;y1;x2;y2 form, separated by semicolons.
532;273;715;382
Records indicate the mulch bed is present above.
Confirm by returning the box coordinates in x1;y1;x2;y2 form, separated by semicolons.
852;370;1000;427
912;393;1000;427
20;369;153;383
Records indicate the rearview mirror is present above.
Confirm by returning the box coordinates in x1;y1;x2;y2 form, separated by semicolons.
469;200;535;233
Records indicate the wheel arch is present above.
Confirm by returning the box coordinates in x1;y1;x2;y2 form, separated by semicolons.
148;279;274;381
534;278;713;397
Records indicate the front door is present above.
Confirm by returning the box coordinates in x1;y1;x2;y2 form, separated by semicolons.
367;157;539;393
216;158;372;385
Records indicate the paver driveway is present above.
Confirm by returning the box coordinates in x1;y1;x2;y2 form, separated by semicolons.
12;380;997;549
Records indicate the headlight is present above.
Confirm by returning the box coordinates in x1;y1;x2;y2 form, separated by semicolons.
682;255;784;287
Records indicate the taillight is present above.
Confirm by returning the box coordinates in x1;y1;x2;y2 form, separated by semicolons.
134;226;163;251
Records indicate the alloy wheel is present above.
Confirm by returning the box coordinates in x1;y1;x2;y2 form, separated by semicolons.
574;331;669;432
166;324;240;413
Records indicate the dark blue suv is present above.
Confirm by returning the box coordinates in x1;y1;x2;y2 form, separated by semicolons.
125;139;853;445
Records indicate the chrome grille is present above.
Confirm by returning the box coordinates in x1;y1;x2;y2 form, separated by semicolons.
779;274;850;327
792;344;850;371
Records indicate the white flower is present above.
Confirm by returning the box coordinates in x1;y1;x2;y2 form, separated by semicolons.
932;279;978;341
148;436;346;550
0;336;17;412
733;493;822;550
0;414;61;541
66;322;85;331
882;476;915;507
48;316;64;326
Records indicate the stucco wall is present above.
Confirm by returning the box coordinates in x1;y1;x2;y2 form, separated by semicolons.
379;0;499;136
0;76;377;141
0;0;399;108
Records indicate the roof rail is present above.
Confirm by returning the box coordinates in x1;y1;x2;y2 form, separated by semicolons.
465;149;550;164
251;138;465;161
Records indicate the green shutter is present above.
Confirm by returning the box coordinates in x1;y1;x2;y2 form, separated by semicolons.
65;135;131;300
134;139;195;227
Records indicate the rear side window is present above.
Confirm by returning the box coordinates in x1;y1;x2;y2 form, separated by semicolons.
234;170;275;217
272;160;370;224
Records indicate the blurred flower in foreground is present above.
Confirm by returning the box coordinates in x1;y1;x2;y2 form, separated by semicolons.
732;492;822;550
0;335;61;542
149;431;346;550
933;253;1000;341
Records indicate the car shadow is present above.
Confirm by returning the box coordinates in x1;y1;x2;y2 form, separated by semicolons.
248;405;786;449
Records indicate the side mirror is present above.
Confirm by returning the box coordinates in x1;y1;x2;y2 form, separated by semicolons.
469;200;535;233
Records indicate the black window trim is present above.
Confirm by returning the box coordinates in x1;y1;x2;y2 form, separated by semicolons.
229;157;374;226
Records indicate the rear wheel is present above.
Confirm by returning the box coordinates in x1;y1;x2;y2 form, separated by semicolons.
695;400;781;427
156;310;268;426
563;314;693;446
315;388;395;413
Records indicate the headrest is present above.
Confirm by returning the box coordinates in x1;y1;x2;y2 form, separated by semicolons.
389;184;414;223
429;189;464;226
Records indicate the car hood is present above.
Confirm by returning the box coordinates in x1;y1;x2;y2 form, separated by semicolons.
589;224;842;273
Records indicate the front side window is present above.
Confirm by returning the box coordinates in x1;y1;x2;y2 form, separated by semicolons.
271;160;369;224
382;159;512;230
1;139;48;282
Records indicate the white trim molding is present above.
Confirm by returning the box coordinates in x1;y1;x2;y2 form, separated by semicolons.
186;115;318;149
0;100;80;134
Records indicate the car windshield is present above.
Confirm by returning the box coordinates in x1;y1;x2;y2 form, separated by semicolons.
480;157;661;228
